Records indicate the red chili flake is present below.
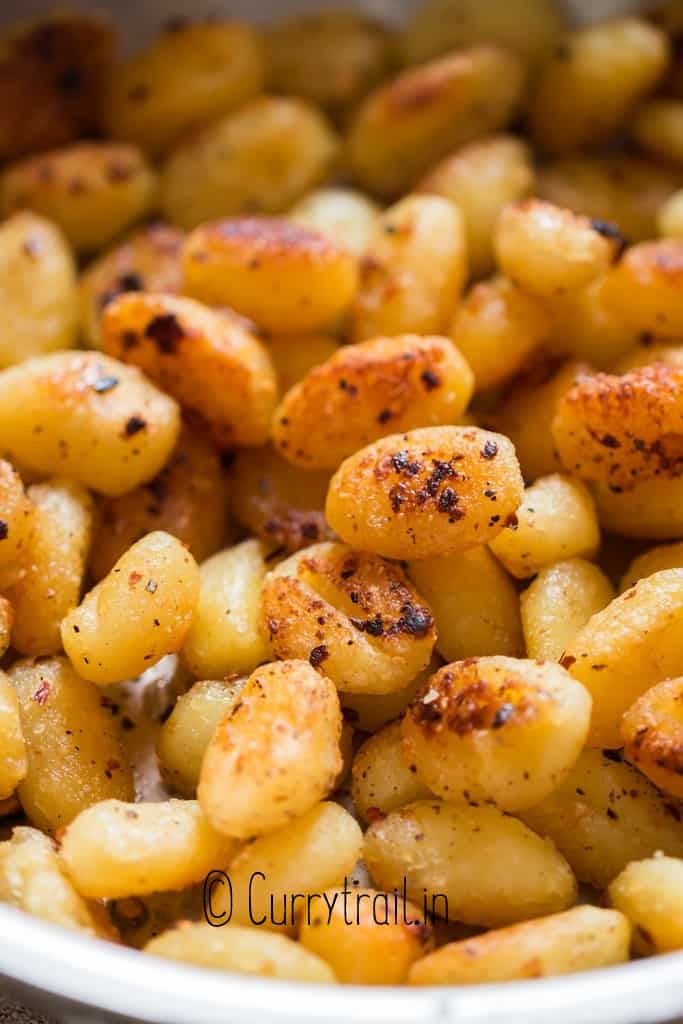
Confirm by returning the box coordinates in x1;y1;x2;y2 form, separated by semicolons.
129;571;143;586
365;807;386;823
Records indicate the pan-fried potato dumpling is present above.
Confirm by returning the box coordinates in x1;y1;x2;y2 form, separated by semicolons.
0;670;27;801
0;12;115;162
89;429;227;581
520;749;683;889
198;660;342;839
61;531;199;685
489;474;600;580
287;189;380;258
273;335;473;470
364;800;576;928
561;569;683;748
340;660;438;734
181;540;272;680
160;97;339;230
609;856;683;955
157;677;244;798
620;541;683;592
351;196;467;342
346;46;525;199
521;558;615;661
553;364;683;489
592;475;683;540
601;240;683;339
6;479;94;656
100;292;277;449
59;799;239;900
0;461;33;590
543;275;640;370
103;21;265;156
621;678;683;798
326;426;524;561
631;99;683;165
417;135;535;279
409;906;630;984
408;548;523;662
449;276;550;392
10;656;133;831
0;211;78;368
351;720;432;824
183;218;358;335
217;802;362;931
0;351;180;497
266;12;392;114
227;446;332;554
402;657;591;811
494;199;621;299
538;155;681;245
259;543;436;695
79;222;184;348
1;142;157;253
529;17;670;154
399;0;565;68
0;827;116;939
146;923;334;982
299;886;433;985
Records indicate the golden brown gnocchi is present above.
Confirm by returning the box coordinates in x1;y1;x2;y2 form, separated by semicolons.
61;531;199;685
1;142;157;253
198;660;342;839
0;210;78;368
161;97;339;230
609;855;683;954
101;291;277;449
0;351;180;497
621;678;683;798
346;46;525;198
326;426;524;560
103;21;266;156
351;720;432;824
364;800;576;928
181;540;272;681
9;656;133;831
521;559;615;661
402;657;591;811
351;196;467;341
273;335;473;469
5;478;93;656
259;542;436;695
182;217;358;335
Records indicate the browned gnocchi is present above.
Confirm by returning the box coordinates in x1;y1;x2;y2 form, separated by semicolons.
260;542;436;694
326;426;524;560
402;657;591;811
100;291;277;449
0;351;180;496
273;335;473;469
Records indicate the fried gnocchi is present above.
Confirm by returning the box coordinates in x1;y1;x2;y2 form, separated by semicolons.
326;426;524;560
260;542;436;695
273;335;473;469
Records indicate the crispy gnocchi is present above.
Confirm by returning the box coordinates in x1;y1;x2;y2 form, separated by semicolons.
100;291;277;449
0;351;180;496
260;542;436;695
273;335;473;469
326;426;524;560
1;142;157;253
61;531;199;684
0;211;78;368
402;657;591;811
198;660;342;839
